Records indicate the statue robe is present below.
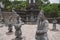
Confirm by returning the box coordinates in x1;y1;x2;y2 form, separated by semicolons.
36;20;49;40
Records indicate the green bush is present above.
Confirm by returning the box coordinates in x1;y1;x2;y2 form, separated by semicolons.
41;4;59;18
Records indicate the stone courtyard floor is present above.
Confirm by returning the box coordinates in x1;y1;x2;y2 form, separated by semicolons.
0;23;60;40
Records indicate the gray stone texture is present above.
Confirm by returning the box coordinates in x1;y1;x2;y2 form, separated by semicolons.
8;16;13;32
14;15;24;40
36;10;49;40
52;18;57;30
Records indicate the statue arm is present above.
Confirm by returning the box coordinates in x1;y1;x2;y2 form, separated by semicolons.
19;19;24;25
43;20;49;32
37;20;49;34
36;30;47;34
37;17;40;26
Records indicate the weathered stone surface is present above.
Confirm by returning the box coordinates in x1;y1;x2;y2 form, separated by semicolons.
0;8;4;27
14;15;24;40
52;18;57;30
6;16;13;35
36;10;49;40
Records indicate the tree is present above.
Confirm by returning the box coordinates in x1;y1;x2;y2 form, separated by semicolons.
58;4;60;18
42;4;59;18
1;0;50;11
2;0;11;8
37;0;50;10
1;0;27;11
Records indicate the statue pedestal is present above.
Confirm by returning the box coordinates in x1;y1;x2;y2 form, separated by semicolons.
12;37;22;40
6;32;13;35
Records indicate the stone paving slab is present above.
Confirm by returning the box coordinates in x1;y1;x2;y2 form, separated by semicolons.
0;24;60;40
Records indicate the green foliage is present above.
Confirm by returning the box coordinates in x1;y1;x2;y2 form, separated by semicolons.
2;0;27;11
37;0;50;10
37;0;43;9
1;0;60;18
58;11;60;18
19;1;28;10
2;0;49;11
2;0;11;8
58;4;60;18
42;4;58;13
43;0;48;2
42;4;59;18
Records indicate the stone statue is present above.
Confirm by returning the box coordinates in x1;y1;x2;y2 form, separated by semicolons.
6;16;13;35
0;8;4;27
12;9;18;16
14;15;24;40
0;16;4;27
35;10;49;40
52;18;57;30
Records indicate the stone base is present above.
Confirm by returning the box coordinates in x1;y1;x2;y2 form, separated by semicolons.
12;37;22;40
51;29;59;31
0;24;3;27
6;31;13;35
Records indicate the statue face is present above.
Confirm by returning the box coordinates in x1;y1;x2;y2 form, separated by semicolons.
40;18;44;21
40;16;46;21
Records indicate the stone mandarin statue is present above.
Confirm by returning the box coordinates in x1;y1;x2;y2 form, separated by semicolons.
14;15;24;40
52;18;57;30
6;16;13;35
0;8;4;27
35;10;49;40
8;16;13;32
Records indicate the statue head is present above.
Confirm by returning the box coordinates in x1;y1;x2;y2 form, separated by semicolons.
9;16;12;21
39;10;44;17
39;10;46;21
53;17;56;20
16;15;22;24
12;10;16;14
